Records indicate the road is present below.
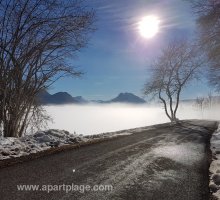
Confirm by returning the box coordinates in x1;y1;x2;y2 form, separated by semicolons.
0;120;217;200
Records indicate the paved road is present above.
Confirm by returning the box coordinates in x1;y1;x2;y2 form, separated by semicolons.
0;120;217;200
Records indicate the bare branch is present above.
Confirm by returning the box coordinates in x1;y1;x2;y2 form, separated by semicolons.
0;0;95;137
143;39;203;122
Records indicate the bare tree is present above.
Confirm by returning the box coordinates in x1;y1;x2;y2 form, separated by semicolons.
144;40;204;122
195;96;206;118
189;0;220;90
0;0;95;137
207;91;214;108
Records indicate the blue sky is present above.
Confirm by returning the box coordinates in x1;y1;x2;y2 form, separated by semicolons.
49;0;212;100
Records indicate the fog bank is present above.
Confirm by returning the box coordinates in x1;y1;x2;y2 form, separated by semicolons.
45;103;220;135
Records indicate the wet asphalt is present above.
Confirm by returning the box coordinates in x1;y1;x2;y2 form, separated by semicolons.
0;120;217;200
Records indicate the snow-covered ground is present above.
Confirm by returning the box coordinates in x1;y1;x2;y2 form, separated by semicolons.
210;124;220;199
0;130;86;160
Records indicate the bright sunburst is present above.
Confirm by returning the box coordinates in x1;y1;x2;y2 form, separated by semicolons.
138;15;160;38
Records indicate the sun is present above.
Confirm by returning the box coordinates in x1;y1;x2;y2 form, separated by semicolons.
138;15;160;39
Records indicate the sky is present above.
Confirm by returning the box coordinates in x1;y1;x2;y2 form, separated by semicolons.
49;0;212;101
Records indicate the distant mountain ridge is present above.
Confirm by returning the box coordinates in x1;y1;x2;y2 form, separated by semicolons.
38;91;88;105
38;91;220;105
38;91;146;105
110;93;146;104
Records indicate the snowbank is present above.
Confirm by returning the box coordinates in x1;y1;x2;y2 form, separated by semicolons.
209;123;220;199
0;130;87;160
0;126;154;161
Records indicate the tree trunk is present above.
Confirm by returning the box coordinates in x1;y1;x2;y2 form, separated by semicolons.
159;90;172;121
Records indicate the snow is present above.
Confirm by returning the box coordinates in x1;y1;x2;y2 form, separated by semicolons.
0;130;87;160
152;142;204;166
210;123;220;199
0;120;218;198
0;126;153;161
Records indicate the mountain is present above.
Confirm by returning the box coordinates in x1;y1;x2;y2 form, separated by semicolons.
91;100;106;104
38;91;146;105
49;92;77;104
38;91;86;105
110;92;146;104
74;96;88;104
38;90;51;104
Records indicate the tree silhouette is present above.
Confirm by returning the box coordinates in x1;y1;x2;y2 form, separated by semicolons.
144;39;204;122
0;0;95;137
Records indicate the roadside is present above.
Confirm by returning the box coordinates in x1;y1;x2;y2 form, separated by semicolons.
0;120;217;200
209;123;220;199
0;124;155;168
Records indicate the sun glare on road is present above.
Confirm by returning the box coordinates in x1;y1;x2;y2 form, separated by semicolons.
138;15;160;38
